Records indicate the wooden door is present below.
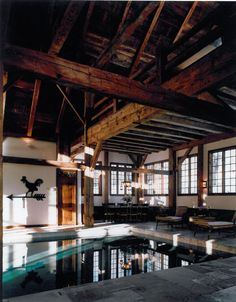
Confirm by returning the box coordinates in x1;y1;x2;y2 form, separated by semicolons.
57;169;77;225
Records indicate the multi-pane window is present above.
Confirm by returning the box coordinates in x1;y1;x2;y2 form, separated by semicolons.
110;163;133;195
93;251;100;282
156;161;169;195
179;155;197;195
145;161;169;195
209;147;236;194
146;164;154;195
110;249;117;279
82;161;102;195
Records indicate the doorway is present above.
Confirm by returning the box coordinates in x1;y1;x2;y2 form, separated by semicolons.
57;169;77;225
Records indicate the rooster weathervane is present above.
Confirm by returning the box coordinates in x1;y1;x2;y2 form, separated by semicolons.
7;176;46;201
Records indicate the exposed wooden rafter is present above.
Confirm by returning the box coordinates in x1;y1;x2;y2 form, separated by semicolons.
27;79;41;137
4;44;236;129
130;2;165;75
95;2;158;68
28;1;84;137
173;2;198;43
48;1;84;55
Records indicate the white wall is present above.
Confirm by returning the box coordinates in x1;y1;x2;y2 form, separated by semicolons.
3;138;57;227
3;137;56;159
3;164;57;226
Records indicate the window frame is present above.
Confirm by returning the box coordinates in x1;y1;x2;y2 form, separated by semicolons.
178;154;198;196
144;160;169;196
110;162;134;196
208;146;236;195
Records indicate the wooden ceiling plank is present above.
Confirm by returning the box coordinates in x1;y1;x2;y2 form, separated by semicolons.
151;115;231;133
105;140;163;151
82;1;95;40
48;1;84;55
27;79;41;137
144;120;210;136
173;132;236;151
103;141;160;152
108;137;170;148
95;2;158;68
134;124;204;140
117;133;175;146
124;130;188;143
130;2;165;75
4;44;236;129
102;146;148;155
173;2;198;43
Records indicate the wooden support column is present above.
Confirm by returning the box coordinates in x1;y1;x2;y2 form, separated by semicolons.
169;148;176;208
104;151;109;204
83;149;94;227
197;144;204;207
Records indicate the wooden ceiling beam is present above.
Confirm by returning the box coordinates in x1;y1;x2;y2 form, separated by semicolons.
162;45;236;97
48;1;84;55
102;146;148;155
104;141;163;152
151;114;231;133
82;1;95;40
95;2;158;68
130;2;165;75
4;44;236;129
104;141;159;153
122;131;186;143
133;124;203;140
116;133;175;146
173;131;236;151
27;79;41;137
28;2;84;137
108;137;171;149
173;2;198;43
87;104;162;145
144;120;210;136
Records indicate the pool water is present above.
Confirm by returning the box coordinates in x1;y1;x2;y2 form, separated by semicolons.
3;236;232;298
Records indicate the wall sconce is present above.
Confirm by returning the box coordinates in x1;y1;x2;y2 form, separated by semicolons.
202;181;207;188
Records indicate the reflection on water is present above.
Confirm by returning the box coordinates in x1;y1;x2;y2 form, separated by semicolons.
3;236;232;298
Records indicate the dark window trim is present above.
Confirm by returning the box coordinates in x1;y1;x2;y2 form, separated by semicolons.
144;159;169;196
110;162;134;196
177;153;198;196
208;145;236;195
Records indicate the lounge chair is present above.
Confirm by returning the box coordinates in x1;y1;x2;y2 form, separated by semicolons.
156;206;188;229
193;211;236;239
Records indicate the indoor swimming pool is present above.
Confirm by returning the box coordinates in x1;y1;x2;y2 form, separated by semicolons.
3;235;233;299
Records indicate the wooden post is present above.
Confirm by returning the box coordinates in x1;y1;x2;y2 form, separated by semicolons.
169;148;176;208
197;144;204;207
83;149;94;227
104;151;109;204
